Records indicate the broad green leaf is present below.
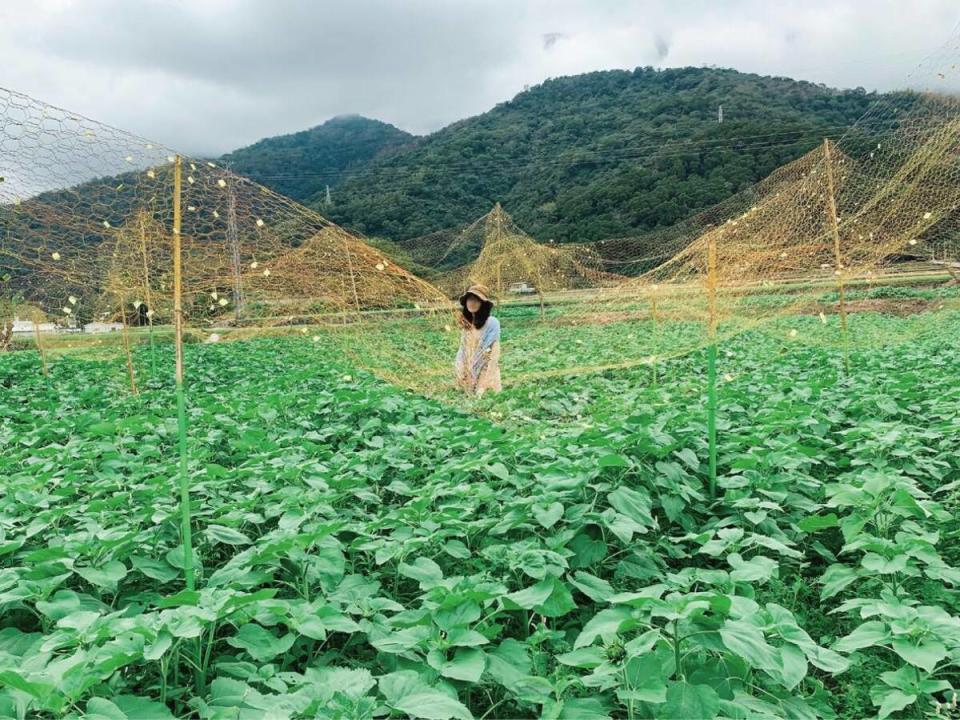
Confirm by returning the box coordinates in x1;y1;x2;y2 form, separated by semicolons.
442;540;471;559
504;576;575;617
131;555;179;583
226;623;296;662
532;502;564;529
485;639;530;688
430;648;486;683
569;571;614;602
607;486;652;524
84;698;128;720
487;463;511;482
778;643;808;690
621;654;669;703
558;697;613;719
658;681;721;719
398;557;444;587
834;621;890;652
378;671;473;720
861;552;908;575
891;639;947;672
574;607;633;649
511;675;555;703
820;563;858;600
205;524;253;546
871;686;917;720
598;453;628;468
556;647;606;669
727;553;777;583
371;625;433;653
719;620;779;671
35;590;107;620
75;561;127;591
111;696;176;719
797;513;839;532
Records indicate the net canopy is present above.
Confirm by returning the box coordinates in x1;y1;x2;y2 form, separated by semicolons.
3;39;960;401
0;87;455;387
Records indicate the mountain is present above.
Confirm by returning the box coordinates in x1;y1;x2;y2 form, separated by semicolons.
303;67;884;245
219;115;414;206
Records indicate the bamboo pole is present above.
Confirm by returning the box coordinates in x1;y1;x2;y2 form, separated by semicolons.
650;284;659;386
118;293;139;396
139;212;157;375
344;240;361;313
226;177;244;323
706;236;718;499
172;155;195;591
823;138;850;375
33;312;48;376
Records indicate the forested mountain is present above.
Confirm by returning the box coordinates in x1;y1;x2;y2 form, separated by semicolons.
251;67;877;245
219;115;413;206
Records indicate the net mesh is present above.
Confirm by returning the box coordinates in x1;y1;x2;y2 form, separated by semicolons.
2;45;960;401
0;88;455;389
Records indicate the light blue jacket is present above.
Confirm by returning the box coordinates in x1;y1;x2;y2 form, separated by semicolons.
455;316;500;381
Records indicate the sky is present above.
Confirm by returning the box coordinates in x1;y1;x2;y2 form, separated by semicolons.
2;0;959;156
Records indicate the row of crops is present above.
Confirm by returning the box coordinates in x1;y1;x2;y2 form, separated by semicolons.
2;310;960;719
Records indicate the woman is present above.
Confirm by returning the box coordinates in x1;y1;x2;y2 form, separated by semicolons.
455;284;501;396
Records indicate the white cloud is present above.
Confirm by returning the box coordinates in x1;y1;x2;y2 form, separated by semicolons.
0;0;957;155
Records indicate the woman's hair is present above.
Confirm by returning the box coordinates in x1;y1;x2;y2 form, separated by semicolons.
461;295;492;329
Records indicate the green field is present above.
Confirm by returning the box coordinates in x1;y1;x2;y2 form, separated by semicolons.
2;309;960;719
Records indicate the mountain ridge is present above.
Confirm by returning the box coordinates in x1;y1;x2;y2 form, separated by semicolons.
222;66;888;247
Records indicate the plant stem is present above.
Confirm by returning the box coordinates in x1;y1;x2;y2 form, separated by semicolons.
673;619;683;680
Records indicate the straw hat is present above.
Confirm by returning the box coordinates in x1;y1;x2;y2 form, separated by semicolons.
459;284;493;306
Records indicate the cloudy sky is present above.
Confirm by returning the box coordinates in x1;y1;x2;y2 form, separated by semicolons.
2;0;959;156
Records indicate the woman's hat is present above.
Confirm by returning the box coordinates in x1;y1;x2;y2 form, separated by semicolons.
459;284;493;306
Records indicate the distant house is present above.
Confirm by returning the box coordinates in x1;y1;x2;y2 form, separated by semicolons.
508;281;537;294
11;317;56;334
83;321;124;333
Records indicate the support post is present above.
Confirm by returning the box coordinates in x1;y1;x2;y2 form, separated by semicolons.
226;177;244;323
650;286;659;330
706;236;718;499
173;155;195;591
343;239;361;314
119;293;139;396
33;311;48;376
650;284;659;386
139;212;157;375
823;138;850;375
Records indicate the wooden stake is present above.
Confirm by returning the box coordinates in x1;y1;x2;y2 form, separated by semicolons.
119;293;139;396
823;138;850;375
139;212;157;374
706;235;718;498
33;312;48;376
226;177;244;323
173;157;185;386
172;155;195;591
343;239;361;313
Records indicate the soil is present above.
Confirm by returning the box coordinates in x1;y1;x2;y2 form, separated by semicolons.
802;298;933;317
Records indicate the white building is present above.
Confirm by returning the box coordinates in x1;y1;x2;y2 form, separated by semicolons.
11;317;57;334
83;321;124;333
